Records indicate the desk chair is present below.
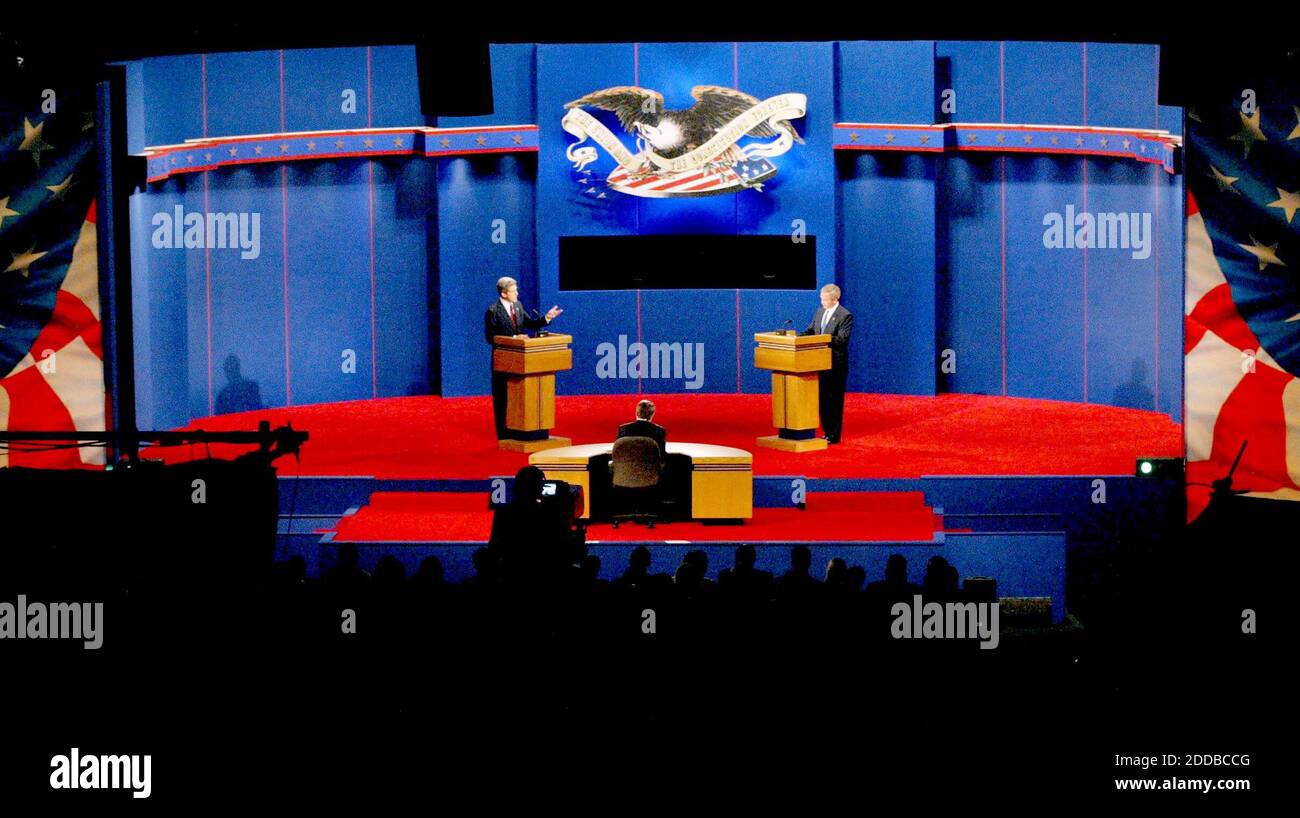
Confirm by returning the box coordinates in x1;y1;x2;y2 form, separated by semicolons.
609;436;663;528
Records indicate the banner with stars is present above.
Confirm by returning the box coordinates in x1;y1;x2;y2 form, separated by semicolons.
1184;82;1300;521
0;82;106;469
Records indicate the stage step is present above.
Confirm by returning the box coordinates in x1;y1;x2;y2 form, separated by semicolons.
363;491;491;512
803;490;931;511
319;489;958;544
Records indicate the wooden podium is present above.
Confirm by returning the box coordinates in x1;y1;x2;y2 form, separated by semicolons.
754;331;831;452
492;333;573;452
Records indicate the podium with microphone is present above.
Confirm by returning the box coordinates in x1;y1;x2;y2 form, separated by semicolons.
492;333;574;452
753;329;831;452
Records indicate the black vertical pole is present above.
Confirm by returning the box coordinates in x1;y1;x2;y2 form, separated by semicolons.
94;65;138;466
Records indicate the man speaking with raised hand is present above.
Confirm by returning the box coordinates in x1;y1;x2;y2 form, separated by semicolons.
485;276;563;439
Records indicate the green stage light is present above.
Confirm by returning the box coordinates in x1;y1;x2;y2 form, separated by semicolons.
1136;457;1184;477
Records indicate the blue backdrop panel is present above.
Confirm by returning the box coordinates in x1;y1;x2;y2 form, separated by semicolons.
1084;159;1161;410
1158;104;1184;423
139;54;203;147
939;156;1003;395
1085;43;1160;129
205;165;289;414
837;41;936;123
283;47;369;132
552;290;641;397
935;41;1001;123
735;42;836;393
437;154;536;398
123;60;147;155
1003;42;1085;124
130;183;192;432
839;153;938;395
204;50;283;137
836;42;936;395
372;158;435;398
1004;156;1086;402
369;46;423;128
284;160;374;406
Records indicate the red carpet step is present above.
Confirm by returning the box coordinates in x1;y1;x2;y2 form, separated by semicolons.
326;490;955;544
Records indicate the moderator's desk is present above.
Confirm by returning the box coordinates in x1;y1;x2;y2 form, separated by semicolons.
529;442;753;521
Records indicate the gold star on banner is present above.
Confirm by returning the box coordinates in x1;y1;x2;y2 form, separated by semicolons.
439;137;451;148
884;132;895;143
1230;109;1267;157
6;245;47;277
1139;143;1147;153
1099;137;1109;148
186;154;193;163
363;138;374;148
280;143;290;153
1238;235;1285;270
46;174;74;200
170;156;178;165
966;133;978;144
512;134;522;145
1023;135;1033;145
1289;107;1300;140
1050;135;1059;146
19;118;54;166
1268;187;1300;223
393;137;403;147
306;141;316;151
228;146;239;157
335;139;345;149
475;136;487;146
1210;165;1240;193
919;134;930;144
1075;136;1085;146
849;131;859;142
0;197;20;229
1122;138;1131;149
254;145;263;155
995;133;1005;144
205;152;213;161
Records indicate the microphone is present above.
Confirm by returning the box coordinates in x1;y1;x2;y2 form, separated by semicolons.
781;318;793;335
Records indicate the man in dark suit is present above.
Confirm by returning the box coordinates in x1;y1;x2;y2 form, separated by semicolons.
800;283;853;443
616;399;666;458
485;276;563;438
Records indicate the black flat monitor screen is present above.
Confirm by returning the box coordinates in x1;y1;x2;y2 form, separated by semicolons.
560;234;817;290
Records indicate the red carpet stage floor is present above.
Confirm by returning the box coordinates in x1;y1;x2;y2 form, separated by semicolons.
327;490;966;543
156;393;1182;479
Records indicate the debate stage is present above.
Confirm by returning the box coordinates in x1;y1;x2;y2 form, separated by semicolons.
144;392;1182;623
156;391;1180;480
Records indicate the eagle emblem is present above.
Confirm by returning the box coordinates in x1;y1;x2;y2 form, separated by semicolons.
561;85;807;198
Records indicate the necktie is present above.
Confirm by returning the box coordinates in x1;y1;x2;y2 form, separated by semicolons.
511;305;518;331
821;309;832;333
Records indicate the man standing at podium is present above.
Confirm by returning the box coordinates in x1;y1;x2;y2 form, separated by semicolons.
800;283;853;444
485;276;563;438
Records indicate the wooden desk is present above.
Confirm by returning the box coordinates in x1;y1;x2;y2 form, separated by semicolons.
529;442;753;521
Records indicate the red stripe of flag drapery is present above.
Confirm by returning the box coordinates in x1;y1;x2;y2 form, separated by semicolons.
1184;85;1300;522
